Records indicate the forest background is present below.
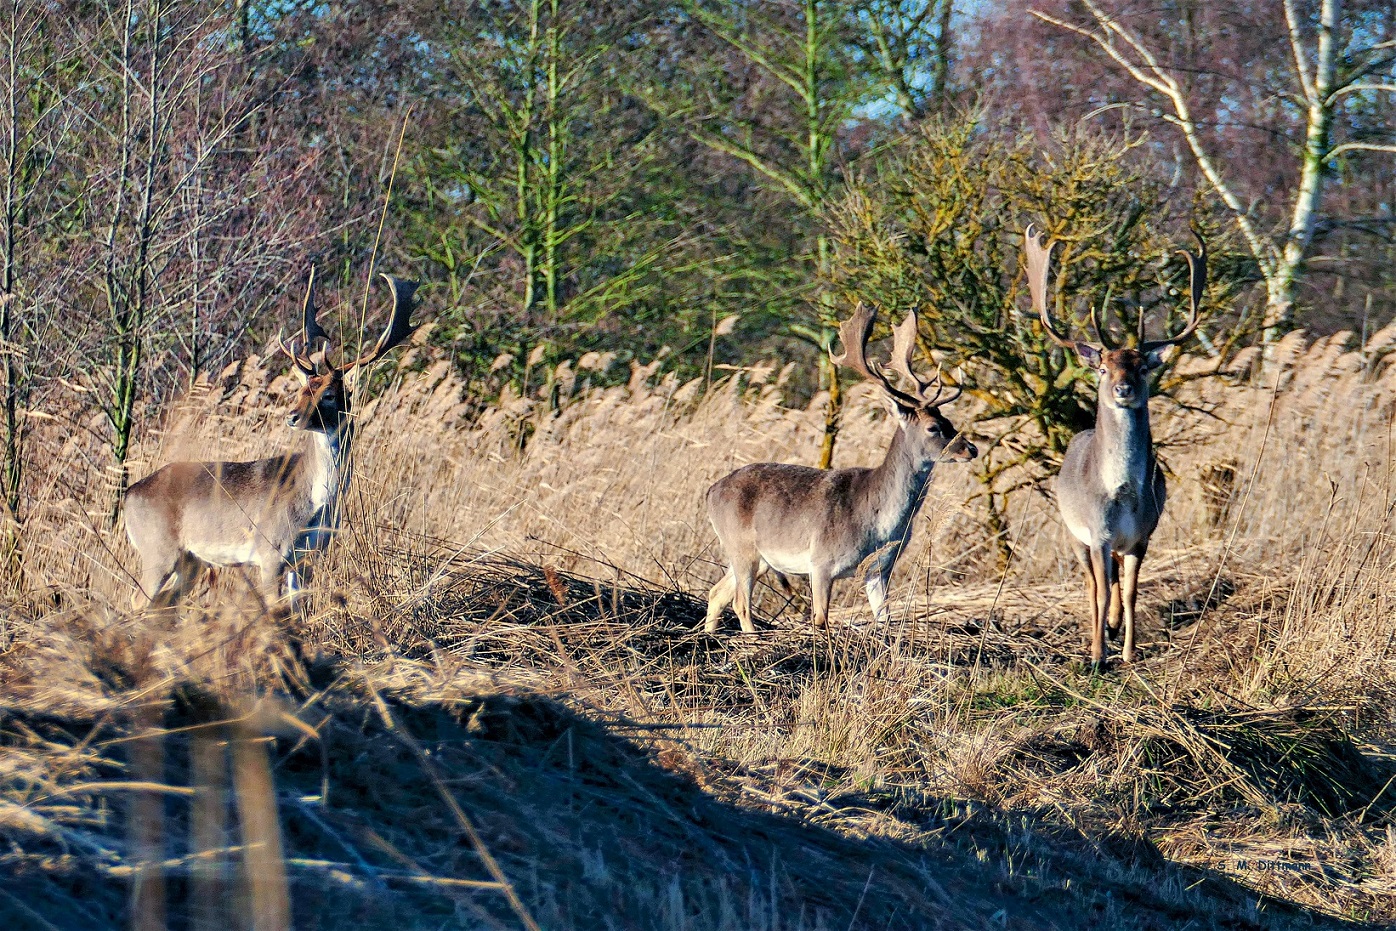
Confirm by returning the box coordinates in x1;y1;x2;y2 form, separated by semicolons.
0;0;1393;559
2;4;1396;925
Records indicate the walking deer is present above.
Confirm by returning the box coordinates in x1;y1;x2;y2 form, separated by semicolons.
704;304;977;633
1025;223;1205;665
124;269;419;609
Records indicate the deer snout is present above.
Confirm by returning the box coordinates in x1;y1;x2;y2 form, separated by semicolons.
1112;381;1138;405
950;437;978;462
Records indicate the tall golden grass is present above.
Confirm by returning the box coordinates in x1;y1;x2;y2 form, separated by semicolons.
4;325;1396;925
29;324;1396;647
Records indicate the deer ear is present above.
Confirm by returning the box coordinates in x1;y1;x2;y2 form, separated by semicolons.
291;366;309;386
1142;346;1169;372
883;394;914;426
1075;342;1102;368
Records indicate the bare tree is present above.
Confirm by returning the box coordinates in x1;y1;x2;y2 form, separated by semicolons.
641;0;860;467
1032;0;1396;340
849;0;957;119
55;0;322;511
0;0;73;583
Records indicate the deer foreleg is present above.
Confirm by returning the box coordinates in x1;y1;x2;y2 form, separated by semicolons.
249;554;289;614
809;568;833;630
1087;544;1112;667
1071;542;1094;655
1119;553;1143;663
284;568;301;598
864;568;891;624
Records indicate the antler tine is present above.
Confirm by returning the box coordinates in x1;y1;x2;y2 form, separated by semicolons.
1025;224;1076;350
934;366;963;406
921;364;961;408
1141;228;1206;353
831;302;921;408
274;265;322;376
341;274;420;372
300;265;330;351
273;329;316;376
1090;283;1119;350
889;310;939;403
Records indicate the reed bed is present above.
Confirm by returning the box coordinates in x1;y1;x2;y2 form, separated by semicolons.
2;328;1395;927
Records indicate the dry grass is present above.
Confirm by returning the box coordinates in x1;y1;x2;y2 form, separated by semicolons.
2;327;1396;928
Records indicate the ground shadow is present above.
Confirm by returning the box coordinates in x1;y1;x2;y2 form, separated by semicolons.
0;671;1380;931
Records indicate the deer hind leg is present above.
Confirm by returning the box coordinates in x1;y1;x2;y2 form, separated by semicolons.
729;556;763;634
244;552;292;619
1118;552;1143;663
771;571;797;598
1086;544;1113;667
704;570;736;633
146;551;202;611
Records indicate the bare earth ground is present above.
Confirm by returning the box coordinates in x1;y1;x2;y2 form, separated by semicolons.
2;332;1395;928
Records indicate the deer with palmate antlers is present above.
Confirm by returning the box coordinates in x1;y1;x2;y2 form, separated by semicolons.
124;269;419;609
704;304;977;634
1025;223;1205;666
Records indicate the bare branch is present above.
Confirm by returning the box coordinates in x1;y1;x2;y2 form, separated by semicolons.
1328;82;1396;100
1283;0;1318;104
1326;141;1396;159
1033;3;1280;282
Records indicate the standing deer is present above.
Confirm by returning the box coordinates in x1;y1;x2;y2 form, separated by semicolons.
704;304;977;633
1025;223;1205;665
124;269;419;609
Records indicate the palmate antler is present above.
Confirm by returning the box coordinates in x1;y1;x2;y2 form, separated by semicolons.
889;311;960;406
1025;223;1077;352
339;275;420;372
1141;229;1206;353
274;269;419;375
831;303;958;409
1025;223;1207;352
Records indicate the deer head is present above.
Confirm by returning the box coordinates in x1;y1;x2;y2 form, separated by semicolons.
273;267;419;434
1026;223;1205;411
832;303;976;462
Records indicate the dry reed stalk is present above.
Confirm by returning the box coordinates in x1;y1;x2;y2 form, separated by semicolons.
188;728;230;931
128;701;167;931
231;727;291;931
1;329;1394;925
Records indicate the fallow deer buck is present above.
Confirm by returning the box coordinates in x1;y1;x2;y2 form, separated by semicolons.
124;268;419;609
1025;223;1205;665
704;304;977;633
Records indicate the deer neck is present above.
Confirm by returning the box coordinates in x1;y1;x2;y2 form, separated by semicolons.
304;422;353;519
1093;397;1152;497
864;424;936;539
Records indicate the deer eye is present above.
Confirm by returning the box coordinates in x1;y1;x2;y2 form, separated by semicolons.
1099;366;1108;376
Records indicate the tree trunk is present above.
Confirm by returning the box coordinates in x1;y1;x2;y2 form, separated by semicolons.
817;351;841;469
1264;0;1340;341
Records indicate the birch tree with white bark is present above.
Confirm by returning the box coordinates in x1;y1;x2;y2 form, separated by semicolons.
1033;0;1396;340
